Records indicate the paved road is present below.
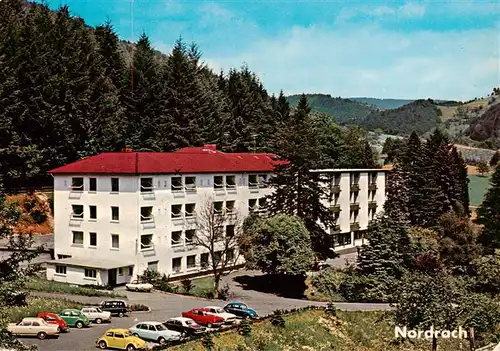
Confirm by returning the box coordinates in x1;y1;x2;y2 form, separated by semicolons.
23;270;390;351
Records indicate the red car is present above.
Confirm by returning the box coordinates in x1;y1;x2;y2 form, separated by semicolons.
181;309;224;328
37;312;69;332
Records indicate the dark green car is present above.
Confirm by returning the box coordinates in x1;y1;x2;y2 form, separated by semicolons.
59;309;90;329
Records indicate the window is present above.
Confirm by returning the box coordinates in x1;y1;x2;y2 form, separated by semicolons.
171;177;183;191
172;257;182;272
369;172;378;184
89;205;97;220
214;176;224;189
258;174;268;188
111;234;119;249
72;231;83;245
140;177;153;192
114;333;124;339
334;233;352;247
185;176;196;191
147;261;158;272
71;177;84;191
171;231;182;246
214;201;223;214
258;198;267;211
334;173;341;186
227;249;235;262
128;266;133;276
226;200;235;213
140;206;153;222
55;265;66;275
350;191;358;203
187;255;196;269
350;210;359;223
111;178;119;192
118;268;123;276
214;251;222;265
248;175;258;188
354;231;364;241
185;203;196;217
89;178;97;192
226;225;235;238
111;206;119;221
226;175;236;188
185;230;195;244
89;232;97;247
141;234;153;249
71;205;84;219
332;213;340;225
350;172;360;185
171;204;182;218
201;253;209;268
84;269;97;278
32;322;40;327
248;199;257;212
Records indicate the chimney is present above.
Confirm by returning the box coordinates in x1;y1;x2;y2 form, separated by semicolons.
121;148;133;153
202;144;217;151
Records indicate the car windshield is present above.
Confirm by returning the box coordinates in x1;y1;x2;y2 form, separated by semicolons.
96;308;103;313
124;331;132;337
185;320;194;325
215;308;224;313
155;324;166;331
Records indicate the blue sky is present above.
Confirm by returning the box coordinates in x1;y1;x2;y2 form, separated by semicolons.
38;0;499;100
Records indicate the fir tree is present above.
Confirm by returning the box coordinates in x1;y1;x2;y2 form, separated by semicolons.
490;151;500;167
476;164;500;253
383;159;408;219
450;147;470;216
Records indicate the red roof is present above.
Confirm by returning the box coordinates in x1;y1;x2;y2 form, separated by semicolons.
48;146;284;175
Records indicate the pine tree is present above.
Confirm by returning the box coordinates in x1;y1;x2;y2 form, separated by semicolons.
490;151;500;167
362;140;377;168
476;164;500;253
267;94;334;259
383;159;408;219
450;147;470;216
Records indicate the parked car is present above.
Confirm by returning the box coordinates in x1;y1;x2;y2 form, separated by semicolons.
59;309;90;329
202;306;237;324
100;300;128;317
125;280;153;292
81;307;111;324
96;328;147;350
37;312;70;332
224;302;259;319
7;317;59;340
163;317;207;336
129;321;182;345
181;309;224;328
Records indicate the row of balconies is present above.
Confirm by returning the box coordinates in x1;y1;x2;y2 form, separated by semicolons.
331;183;378;194
329;201;377;213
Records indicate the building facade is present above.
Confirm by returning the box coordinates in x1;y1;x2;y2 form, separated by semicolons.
46;146;389;286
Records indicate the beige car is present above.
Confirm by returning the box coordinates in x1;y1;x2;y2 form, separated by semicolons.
8;317;60;339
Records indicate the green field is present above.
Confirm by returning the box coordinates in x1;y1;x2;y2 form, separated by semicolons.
469;174;491;206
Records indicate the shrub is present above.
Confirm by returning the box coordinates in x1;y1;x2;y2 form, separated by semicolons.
138;270;177;293
270;310;285;328
0;329;37;351
201;333;215;350
218;283;231;300
181;279;193;293
238;319;252;337
3;297;83;323
311;267;348;299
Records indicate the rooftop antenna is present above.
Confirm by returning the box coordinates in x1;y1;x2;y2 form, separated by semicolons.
130;0;134;94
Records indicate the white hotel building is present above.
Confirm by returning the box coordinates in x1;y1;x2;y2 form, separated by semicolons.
45;145;389;286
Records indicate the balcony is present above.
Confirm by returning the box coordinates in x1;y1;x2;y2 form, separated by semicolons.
350;203;360;211
331;185;341;194
330;225;341;234
350;222;360;231
329;204;341;213
368;183;377;192
350;184;360;192
368;201;377;210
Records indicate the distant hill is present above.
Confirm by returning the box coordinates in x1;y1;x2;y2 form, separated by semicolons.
468;103;500;141
286;94;376;124
350;97;414;110
359;99;441;136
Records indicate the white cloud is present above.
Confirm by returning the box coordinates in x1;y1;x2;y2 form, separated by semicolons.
338;1;426;21
204;25;499;100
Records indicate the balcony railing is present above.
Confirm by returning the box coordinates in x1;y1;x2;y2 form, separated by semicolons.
368;201;377;210
331;185;341;194
350;203;360;211
368;183;377;192
350;222;360;231
350;184;360;192
329;204;341;213
331;224;341;234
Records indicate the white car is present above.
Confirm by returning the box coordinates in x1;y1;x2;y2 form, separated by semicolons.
8;317;59;340
129;321;182;345
126;280;153;292
203;306;237;324
81;307;111;324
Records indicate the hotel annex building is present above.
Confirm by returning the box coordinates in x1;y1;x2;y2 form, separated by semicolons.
45;145;389;286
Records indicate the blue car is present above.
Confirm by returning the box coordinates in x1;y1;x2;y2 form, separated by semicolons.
223;302;258;319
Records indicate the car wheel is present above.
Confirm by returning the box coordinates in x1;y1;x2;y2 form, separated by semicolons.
75;321;83;329
95;318;102;324
57;327;61;333
37;332;47;340
135;287;139;292
206;323;212;328
98;340;107;349
126;344;136;351
158;337;166;345
132;333;139;337
118;312;124;318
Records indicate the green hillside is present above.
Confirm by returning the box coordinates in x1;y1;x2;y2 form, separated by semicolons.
350;97;414;109
359;99;441;136
286;94;376;124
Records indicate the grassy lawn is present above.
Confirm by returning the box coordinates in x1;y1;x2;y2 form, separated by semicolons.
26;277;126;298
170;276;215;298
1;297;83;324
170;309;473;351
468;174;491;206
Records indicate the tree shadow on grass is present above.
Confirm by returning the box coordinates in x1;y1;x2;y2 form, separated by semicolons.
232;274;307;299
